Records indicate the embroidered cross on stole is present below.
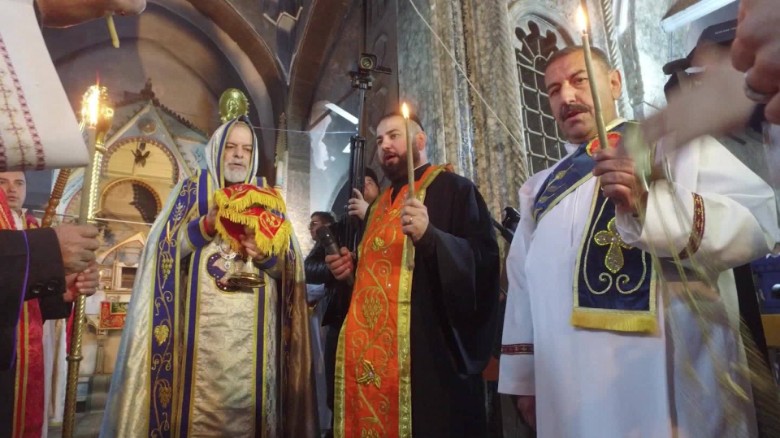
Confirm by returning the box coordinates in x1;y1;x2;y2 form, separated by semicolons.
533;125;657;334
335;165;444;438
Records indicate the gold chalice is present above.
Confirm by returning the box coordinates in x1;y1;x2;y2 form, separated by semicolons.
224;251;264;289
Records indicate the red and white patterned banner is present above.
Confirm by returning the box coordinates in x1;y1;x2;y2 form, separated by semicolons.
0;0;88;171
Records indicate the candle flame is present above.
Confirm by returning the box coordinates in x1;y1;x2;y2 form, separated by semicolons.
81;85;102;127
401;102;410;119
576;5;588;32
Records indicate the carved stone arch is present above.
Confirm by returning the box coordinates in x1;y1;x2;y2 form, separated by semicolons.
154;0;284;181
508;1;578;44
175;0;286;117
508;9;573;174
287;0;354;133
45;0;283;183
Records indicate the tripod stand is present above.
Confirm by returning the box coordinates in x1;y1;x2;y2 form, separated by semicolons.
342;54;390;251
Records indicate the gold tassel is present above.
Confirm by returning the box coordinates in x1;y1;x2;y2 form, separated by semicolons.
213;188;287;215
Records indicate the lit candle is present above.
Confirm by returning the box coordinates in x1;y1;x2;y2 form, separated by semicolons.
401;102;415;199
576;4;609;151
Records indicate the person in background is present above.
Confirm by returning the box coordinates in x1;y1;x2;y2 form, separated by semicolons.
304;210;337;433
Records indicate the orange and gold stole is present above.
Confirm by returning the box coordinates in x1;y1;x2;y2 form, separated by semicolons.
335;165;444;438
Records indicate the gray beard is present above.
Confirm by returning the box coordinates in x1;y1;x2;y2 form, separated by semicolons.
224;167;248;184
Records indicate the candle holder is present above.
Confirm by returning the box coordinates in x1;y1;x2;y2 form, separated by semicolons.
63;83;114;438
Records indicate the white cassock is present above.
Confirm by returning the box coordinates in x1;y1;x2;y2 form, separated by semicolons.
499;128;779;438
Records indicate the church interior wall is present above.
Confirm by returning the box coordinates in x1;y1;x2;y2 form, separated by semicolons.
15;1;780;433
27;1;282;216
42;3;262;135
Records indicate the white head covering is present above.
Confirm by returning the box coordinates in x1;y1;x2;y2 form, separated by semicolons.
204;117;260;188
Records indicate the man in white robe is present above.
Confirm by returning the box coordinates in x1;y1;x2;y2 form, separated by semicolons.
498;46;779;437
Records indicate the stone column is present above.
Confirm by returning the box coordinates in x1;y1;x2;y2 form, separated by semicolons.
396;0;526;214
397;0;472;173
614;0;686;119
462;0;526;212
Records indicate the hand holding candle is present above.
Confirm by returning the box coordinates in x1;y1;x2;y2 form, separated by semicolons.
401;102;415;199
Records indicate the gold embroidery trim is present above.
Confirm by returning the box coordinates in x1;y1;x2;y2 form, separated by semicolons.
571;182;658;333
677;193;705;260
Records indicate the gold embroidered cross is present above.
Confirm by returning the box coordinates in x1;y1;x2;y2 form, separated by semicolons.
594;218;632;274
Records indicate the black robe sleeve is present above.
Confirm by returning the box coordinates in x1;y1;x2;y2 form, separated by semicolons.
415;173;500;374
0;228;67;370
304;242;336;285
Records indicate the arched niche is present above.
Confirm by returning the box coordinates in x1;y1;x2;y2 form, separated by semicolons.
42;0;280;181
103;137;179;184
100;178;162;225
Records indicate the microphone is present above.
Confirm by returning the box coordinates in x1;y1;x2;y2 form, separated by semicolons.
316;225;353;285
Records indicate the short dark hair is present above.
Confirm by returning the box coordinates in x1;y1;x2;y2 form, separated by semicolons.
310;211;335;225
364;167;379;186
546;45;612;73
376;111;425;133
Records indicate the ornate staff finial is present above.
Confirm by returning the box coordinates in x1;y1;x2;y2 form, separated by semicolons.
219;88;250;123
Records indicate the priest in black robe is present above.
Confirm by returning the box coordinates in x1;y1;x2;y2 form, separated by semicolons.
326;112;499;437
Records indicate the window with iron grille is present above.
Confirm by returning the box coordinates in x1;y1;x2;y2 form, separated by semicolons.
514;17;572;175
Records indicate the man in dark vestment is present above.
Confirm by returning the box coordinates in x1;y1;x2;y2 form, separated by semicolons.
0;184;99;438
304;210;338;432
306;169;381;436
326;112;500;437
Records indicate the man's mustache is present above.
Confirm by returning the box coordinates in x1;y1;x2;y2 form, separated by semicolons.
560;103;591;120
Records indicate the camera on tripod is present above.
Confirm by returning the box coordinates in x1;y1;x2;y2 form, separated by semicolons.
359;53;377;72
350;53;391;90
357;53;391;75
